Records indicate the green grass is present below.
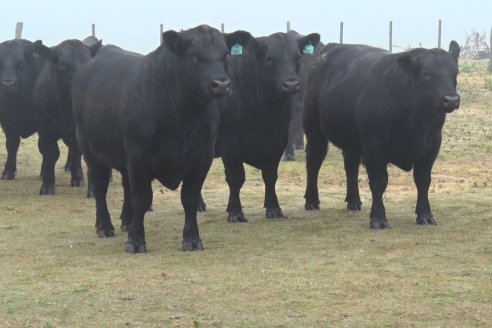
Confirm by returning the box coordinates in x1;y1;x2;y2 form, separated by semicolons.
0;60;491;327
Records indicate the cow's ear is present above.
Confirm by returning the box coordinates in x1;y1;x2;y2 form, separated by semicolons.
162;30;190;56
448;40;460;63
398;54;418;75
89;40;102;57
224;30;253;55
298;33;320;55
34;40;58;63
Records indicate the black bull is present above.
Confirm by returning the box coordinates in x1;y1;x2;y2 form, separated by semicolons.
303;41;461;229
72;25;252;253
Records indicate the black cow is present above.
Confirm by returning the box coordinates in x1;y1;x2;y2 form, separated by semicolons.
0;39;45;180
72;25;252;253
32;39;101;195
213;32;320;223
303;41;461;229
281;30;323;162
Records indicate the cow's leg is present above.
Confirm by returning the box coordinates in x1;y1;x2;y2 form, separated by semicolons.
262;162;286;219
181;166;210;251
64;147;72;172
1;132;20;180
68;144;84;188
282;114;297;161
343;150;362;211
38;135;60;195
90;162;114;238
364;149;390;229
119;170;132;232
304;126;328;210
294;128;304;150
413;148;439;226
223;158;247;223
125;162;152;254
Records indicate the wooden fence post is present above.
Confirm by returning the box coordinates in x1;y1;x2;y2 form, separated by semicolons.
92;24;96;37
15;22;23;39
221;23;224;33
287;21;291;32
438;19;442;48
160;24;164;44
340;21;344;44
389;21;393;53
488;25;492;72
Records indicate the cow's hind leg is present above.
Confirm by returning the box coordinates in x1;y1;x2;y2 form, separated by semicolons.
343;150;362;211
91;162;114;238
38;135;60;195
223;158;247;223
304;126;328;210
67;144;84;187
1;132;20;180
119;170;132;232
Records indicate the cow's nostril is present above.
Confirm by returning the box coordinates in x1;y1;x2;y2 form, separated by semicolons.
442;95;460;108
282;80;300;93
210;79;231;95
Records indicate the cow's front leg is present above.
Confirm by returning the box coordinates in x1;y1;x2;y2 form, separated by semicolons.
223;157;247;223
364;147;390;229
262;162;286;219
1;132;20;180
414;150;439;226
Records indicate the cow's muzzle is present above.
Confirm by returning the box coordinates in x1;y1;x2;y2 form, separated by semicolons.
1;79;17;90
442;95;460;113
281;79;300;94
210;79;231;96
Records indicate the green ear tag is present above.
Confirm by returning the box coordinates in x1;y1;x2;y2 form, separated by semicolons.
303;43;314;55
33;53;40;58
231;43;243;55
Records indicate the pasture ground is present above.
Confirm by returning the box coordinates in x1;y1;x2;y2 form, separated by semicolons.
0;59;491;327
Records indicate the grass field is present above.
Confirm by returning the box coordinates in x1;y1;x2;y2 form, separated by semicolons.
1;59;491;327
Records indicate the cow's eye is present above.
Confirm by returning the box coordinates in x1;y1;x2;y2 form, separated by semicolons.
191;55;199;64
422;72;433;81
265;56;274;65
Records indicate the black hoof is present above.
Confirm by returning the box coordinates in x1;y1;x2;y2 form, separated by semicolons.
97;228;115;238
120;224;129;232
71;179;84;187
370;220;391;230
281;153;295;161
182;237;203;251
266;207;287;219
86;189;95;198
227;212;248;223
197;200;207;213
39;184;56;195
147;204;154;212
416;214;437;225
347;202;362;211
1;170;16;180
305;201;320;211
125;240;147;254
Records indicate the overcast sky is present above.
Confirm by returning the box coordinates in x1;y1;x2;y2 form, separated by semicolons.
1;0;490;53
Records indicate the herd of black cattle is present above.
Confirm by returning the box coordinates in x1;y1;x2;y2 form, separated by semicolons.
0;24;461;253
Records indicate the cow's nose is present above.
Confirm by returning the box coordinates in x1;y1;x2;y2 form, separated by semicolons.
2;80;16;88
281;79;300;94
210;79;231;96
442;95;460;112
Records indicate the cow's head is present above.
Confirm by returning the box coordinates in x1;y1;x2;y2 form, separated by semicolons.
249;32;320;95
162;25;252;99
34;39;102;87
398;41;460;113
0;40;38;93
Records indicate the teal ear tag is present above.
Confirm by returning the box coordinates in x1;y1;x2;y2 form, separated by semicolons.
231;43;243;55
33;53;40;58
303;43;314;55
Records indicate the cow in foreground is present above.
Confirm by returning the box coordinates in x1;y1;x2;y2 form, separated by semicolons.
0;39;45;180
303;41;460;229
33;39;101;195
213;31;320;222
73;25;252;253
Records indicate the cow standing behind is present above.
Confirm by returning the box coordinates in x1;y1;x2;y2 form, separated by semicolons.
73;25;252;253
282;30;324;162
213;32;320;222
303;41;461;229
0;40;45;180
33;39;101;195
